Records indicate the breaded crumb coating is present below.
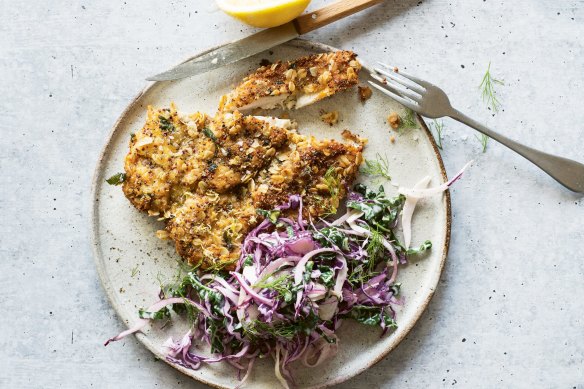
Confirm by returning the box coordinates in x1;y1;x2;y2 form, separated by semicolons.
219;51;361;112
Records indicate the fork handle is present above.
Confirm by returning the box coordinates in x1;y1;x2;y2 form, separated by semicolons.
450;109;584;193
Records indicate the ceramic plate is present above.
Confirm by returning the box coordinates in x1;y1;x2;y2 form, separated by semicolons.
92;39;451;388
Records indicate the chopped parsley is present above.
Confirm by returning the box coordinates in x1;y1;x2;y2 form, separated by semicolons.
158;115;175;132
106;172;126;185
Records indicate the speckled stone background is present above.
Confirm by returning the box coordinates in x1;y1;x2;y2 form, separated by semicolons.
1;0;583;388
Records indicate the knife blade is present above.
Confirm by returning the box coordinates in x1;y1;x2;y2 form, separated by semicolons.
146;0;384;81
146;23;299;81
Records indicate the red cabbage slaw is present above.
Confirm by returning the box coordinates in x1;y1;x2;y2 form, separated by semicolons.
105;165;470;388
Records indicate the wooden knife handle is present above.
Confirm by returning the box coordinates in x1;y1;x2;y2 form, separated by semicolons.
293;0;384;35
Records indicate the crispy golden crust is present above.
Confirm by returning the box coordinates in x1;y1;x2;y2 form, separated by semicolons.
122;106;291;215
252;133;364;217
166;190;257;271
122;104;365;270
204;112;290;193
219;51;361;112
122;104;209;215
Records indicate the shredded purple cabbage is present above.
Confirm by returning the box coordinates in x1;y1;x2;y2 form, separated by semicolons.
106;187;429;388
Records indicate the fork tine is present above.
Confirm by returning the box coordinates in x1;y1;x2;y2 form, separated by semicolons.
377;62;428;83
370;73;421;102
374;67;426;94
368;81;419;111
383;79;422;102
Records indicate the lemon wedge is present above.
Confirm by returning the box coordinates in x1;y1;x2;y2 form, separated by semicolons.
216;0;311;28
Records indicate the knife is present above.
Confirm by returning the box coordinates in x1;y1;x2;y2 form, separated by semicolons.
147;0;384;81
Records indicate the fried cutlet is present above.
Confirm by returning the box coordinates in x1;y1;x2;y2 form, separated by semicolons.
218;51;361;112
165;189;257;270
162;132;364;270
122;105;293;216
252;133;365;217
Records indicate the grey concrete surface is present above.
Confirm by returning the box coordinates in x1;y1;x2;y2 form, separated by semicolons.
1;0;583;388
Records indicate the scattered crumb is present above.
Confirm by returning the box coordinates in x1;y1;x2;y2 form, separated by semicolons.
320;110;339;126
393;66;399;73
119;287;125;293
388;112;400;129
259;58;271;67
156;230;170;240
413;135;419;142
358;85;372;102
342;129;367;145
390;135;396;143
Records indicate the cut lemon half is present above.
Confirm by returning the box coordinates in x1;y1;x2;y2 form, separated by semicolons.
216;0;311;28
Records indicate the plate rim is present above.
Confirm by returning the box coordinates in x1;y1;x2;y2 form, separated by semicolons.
90;38;451;389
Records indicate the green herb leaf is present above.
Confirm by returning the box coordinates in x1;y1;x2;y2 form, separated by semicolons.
314;226;349;251
202;128;220;157
158;115;175;132
254;273;293;301
347;306;397;329
399;108;417;130
202;127;217;142
475;133;489;153
323;166;341;214
479;62;504;113
431;120;444;150
138;307;170;320
347;186;405;232
223;230;233;250
406;240;432;256
366;228;384;271
360;153;391;181
318;266;335;287
257;209;281;224
106;172;126;185
242;255;253;267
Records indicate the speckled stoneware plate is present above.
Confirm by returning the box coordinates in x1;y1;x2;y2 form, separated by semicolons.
92;39;451;388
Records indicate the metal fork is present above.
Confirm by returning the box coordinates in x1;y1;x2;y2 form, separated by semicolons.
368;63;584;193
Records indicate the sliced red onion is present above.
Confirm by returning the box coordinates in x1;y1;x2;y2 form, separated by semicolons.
231;272;274;307
274;343;290;389
402;176;431;249
163;330;192;358
301;337;338;368
286;236;317;255
242;264;258;285
305;282;327;301
318;297;339;320
104;297;187;346
234;358;256;389
398;160;473;199
331;255;347;300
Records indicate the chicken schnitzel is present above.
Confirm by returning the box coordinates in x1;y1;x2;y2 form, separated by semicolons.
219;51;361;112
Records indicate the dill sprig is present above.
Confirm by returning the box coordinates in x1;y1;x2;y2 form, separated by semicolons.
360;153;391;181
477;62;504;152
254;273;293;302
243;320;296;340
366;228;384;272
475;133;489;153
130;265;139;278
399;108;417;129
479;62;504;112
431;120;445;150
